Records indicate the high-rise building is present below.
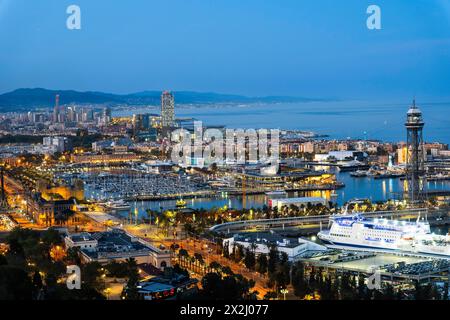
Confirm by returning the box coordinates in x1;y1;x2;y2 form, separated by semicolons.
43;136;72;153
133;113;151;131
405;99;426;203
102;107;112;125
53;94;60;123
161;91;175;128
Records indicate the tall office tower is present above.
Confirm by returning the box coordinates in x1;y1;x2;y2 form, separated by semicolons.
102;107;112;125
133;113;151;131
161;91;175;128
53;94;60;123
405;99;426;203
67;106;75;122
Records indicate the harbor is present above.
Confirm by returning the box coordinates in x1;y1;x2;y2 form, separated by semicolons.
92;170;450;218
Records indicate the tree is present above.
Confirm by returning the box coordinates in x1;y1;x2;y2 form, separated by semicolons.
124;258;140;300
234;244;245;263
357;274;367;300
201;272;222;298
443;282;449;301
41;228;63;246
209;261;222;273
32;270;43;290
267;245;279;276
383;283;395;300
65;247;81;265
263;291;278;300
274;263;290;291
201;272;255;300
320;275;337;300
172;264;190;278
194;253;204;266
178;248;189;259
0;266;33;300
82;261;103;290
7;238;24;257
243;247;256;271
222;242;230;259
256;253;268;276
221;266;234;276
146;209;157;225
339;272;356;300
105;261;129;278
292;261;307;298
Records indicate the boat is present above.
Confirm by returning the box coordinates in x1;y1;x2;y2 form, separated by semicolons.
373;171;405;179
265;190;288;199
106;200;131;211
176;199;187;209
350;170;367;178
427;174;450;182
338;161;370;172
318;214;450;258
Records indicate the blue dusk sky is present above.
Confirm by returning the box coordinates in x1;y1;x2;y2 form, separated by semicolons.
1;0;450;100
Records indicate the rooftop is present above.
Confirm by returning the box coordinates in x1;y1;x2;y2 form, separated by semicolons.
230;231;322;249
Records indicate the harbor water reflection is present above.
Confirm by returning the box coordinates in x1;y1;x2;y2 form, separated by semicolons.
123;171;450;218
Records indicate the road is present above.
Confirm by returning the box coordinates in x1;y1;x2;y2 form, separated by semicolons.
124;224;271;299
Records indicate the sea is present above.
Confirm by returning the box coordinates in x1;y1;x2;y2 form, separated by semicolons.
114;99;450;144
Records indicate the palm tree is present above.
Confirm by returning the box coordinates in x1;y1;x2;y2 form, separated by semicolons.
194;253;204;271
222;266;234;276
189;256;196;271
145;209;155;224
250;242;257;253
178;248;188;258
209;261;222;273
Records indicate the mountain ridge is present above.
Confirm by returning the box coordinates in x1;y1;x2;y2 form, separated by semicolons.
0;88;331;111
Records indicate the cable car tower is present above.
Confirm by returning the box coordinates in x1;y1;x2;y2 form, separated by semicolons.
405;99;427;204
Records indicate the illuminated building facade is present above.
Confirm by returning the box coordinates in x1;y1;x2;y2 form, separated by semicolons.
161;91;175;128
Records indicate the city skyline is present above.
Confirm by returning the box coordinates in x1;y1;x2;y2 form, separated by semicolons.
0;0;449;305
1;0;450;100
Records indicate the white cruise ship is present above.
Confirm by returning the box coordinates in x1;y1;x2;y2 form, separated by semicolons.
318;214;450;258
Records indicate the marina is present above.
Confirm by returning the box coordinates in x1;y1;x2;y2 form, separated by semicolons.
97;171;450;218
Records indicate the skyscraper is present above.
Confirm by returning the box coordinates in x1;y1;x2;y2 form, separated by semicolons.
405;99;426;203
53;94;60;123
161;91;175;128
102;107;112;125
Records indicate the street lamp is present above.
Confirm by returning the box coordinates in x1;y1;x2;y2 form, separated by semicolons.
104;288;111;300
280;288;288;301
